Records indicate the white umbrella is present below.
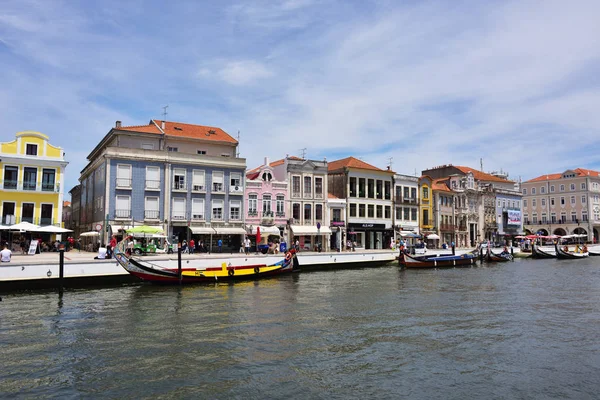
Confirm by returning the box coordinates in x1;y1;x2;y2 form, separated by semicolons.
0;224;9;230
35;225;73;233
427;234;440;240
8;221;40;231
80;231;100;237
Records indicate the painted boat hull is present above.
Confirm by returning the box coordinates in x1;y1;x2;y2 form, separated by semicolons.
401;252;478;268
555;244;589;260
532;244;556;259
487;248;513;262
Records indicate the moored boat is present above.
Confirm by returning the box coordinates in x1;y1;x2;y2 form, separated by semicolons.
555;244;589;260
532;243;556;259
487;247;513;262
401;251;478;268
113;244;298;283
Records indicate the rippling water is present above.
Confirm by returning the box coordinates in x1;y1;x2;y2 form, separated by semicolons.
2;258;600;399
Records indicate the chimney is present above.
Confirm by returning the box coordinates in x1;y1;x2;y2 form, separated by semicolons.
264;157;270;166
161;121;165;130
115;120;121;128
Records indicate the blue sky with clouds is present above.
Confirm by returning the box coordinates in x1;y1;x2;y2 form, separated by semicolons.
1;0;599;197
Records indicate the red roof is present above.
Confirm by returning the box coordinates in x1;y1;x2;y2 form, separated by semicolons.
328;156;393;173
328;193;339;199
117;120;237;144
63;201;71;207
526;168;600;182
453;166;514;183
432;179;452;192
247;156;305;174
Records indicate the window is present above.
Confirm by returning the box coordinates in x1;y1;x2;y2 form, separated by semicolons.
570;196;575;204
141;143;154;150
423;209;429;225
42;168;56;191
167;147;178;152
192;170;205;191
315;177;323;197
332;209;341;221
146;166;160;190
411;208;417;221
23;167;37;190
541;213;547;223
358;178;366;197
396;186;402;200
172;198;186;220
532;213;538;223
541;198;546;207
173;168;186;190
292;176;301;196
582;195;586;203
276;195;285;215
192;198;204;220
385;205;391;219
3;166;18;189
560;184;565;192
368;204;375;218
532;199;536;207
26;144;38;156
523;199;528;207
560;197;565;205
230;200;241;220
212;171;224;192
40;204;53;225
197;150;206;155
262;194;272;215
292;203;300;220
248;194;257;214
145;197;159;219
570;183;575;191
212;199;224;220
116;164;132;188
411;188;417;200
524;213;529;223
376;180;383;199
550;198;555;206
304;204;311;221
560;212;566;222
551;213;556;223
230;172;241;189
550;185;555;192
350;177;357;197
541;186;546;194
304;176;312;197
359;204;365;217
571;211;577;222
315;204;323;221
582;211;588;221
422;187;429;199
368;179;375;198
384;181;391;200
395;207;401;219
261;172;272;181
116;195;131;218
522;188;527;195
350;203;357;217
376;205;383;218
22;203;34;223
404;207;410;220
532;187;536;195
581;183;586;190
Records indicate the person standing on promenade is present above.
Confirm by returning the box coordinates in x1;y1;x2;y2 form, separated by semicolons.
244;237;250;255
1;244;11;263
189;238;195;254
218;238;223;253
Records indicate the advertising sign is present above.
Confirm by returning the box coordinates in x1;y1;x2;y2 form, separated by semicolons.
508;210;521;225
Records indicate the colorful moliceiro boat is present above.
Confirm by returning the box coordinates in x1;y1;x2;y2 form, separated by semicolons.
555;244;589;260
487;247;513;262
401;251;478;268
113;246;298;283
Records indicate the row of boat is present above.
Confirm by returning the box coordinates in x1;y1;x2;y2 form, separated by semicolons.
531;243;599;259
400;246;512;268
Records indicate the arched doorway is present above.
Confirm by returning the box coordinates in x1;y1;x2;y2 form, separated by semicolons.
537;229;549;236
553;228;567;236
573;227;587;235
524;228;534;235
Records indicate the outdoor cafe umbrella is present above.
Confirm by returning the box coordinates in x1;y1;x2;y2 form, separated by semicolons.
427;233;440;240
8;221;40;232
34;225;73;234
126;225;164;236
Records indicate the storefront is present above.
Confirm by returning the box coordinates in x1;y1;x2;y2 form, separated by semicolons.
347;223;393;250
330;221;346;251
290;225;332;251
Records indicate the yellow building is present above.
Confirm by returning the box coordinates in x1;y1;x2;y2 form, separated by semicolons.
0;131;68;226
419;175;434;232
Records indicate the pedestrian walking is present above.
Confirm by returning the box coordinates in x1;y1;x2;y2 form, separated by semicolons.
218;239;223;253
244;237;250;255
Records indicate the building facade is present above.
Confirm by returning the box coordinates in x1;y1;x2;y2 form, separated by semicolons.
1;131;68;227
245;157;288;243
328;157;395;250
327;193;347;251
76;120;246;250
393;174;419;238
271;156;330;251
522;168;600;242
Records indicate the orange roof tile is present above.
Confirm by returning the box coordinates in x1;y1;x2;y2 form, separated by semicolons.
63;201;71;207
328;193;339;199
453;166;514;183
117;120;237;144
526;168;600;182
328;156;393;173
432;179;452;192
248;156;306;174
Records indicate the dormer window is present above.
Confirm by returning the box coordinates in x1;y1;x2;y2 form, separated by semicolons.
26;144;38;156
262;172;272;181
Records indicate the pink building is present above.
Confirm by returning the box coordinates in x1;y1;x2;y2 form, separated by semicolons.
245;157;288;243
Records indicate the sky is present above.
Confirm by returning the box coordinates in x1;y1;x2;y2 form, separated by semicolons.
1;0;600;199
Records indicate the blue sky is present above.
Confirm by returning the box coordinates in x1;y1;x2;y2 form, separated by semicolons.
1;0;600;198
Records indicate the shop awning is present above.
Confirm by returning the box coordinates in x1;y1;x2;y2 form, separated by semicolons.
189;227;216;234
214;227;247;235
116;225;163;232
248;225;281;236
290;225;332;235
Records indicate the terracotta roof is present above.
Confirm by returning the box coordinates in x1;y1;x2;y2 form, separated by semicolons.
453;166;514;183
328;193;339;199
63;201;71;207
117;120;237;144
246;171;260;180
248;156;306;174
432;179;452;192
526;168;600;182
328;156;393;173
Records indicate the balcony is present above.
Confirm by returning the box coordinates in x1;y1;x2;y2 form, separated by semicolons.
192;184;205;192
145;180;161;191
440;224;455;232
275;212;286;218
2;180;17;190
229;184;243;195
396;197;418;205
291;191;301;199
115;209;131;218
23;181;37;191
42;182;57;192
172;213;186;220
191;214;204;221
116;178;132;189
144;210;160;220
212;183;224;193
261;211;274;225
173;181;187;191
314;192;324;199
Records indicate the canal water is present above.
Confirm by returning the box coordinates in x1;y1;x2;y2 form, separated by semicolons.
2;258;600;399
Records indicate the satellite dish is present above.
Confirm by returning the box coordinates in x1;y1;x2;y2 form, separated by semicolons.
235;186;239;190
